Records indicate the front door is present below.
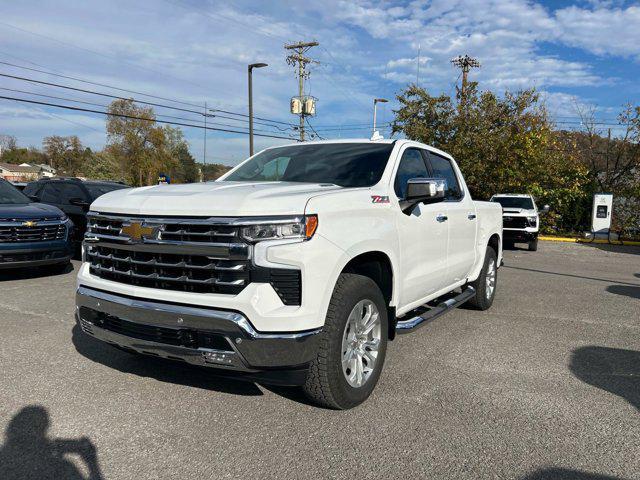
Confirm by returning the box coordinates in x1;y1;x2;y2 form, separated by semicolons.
394;147;449;309
427;152;477;283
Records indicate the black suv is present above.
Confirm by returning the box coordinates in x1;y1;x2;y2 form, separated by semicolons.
24;178;129;245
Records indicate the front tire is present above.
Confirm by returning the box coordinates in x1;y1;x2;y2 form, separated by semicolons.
303;273;388;409
466;246;498;311
528;238;538;251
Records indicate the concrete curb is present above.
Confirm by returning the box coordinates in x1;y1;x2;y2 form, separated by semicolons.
539;235;640;246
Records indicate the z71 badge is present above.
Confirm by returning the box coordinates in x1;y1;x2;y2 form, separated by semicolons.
371;195;390;204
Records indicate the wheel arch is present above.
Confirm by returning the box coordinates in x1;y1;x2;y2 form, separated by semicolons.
340;250;397;340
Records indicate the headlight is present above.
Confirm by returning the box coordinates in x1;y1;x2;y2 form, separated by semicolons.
527;216;537;225
241;215;318;242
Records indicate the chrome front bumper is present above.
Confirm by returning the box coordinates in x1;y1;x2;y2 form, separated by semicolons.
75;286;322;372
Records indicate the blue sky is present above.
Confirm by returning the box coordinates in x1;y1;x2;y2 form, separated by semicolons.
1;0;639;165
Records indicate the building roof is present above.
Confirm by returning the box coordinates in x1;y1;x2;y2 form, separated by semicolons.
0;162;41;173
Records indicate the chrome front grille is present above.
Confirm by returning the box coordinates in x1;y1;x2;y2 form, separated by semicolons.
85;213;250;295
87;214;240;244
84;213;302;303
86;245;248;294
0;220;66;243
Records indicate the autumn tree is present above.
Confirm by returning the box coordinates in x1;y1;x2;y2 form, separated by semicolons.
43;135;88;175
105;99;178;186
392;84;591;233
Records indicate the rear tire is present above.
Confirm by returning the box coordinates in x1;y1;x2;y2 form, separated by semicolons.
466;246;498;311
302;273;388;410
528;239;538;251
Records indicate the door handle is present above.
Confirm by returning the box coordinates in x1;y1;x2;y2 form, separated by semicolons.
436;214;448;223
468;213;477;220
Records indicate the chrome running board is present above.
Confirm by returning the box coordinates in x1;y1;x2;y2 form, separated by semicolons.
395;286;476;334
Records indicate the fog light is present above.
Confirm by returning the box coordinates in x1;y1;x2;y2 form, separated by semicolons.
202;350;234;365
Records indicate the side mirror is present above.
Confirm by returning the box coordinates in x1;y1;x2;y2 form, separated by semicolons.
69;197;90;209
540;204;550;214
400;178;445;213
28;195;40;202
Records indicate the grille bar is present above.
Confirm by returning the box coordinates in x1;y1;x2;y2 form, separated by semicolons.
0;221;66;243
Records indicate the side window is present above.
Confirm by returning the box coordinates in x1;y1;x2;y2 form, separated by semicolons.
58;183;87;204
394;149;430;198
427;153;462;200
39;184;60;203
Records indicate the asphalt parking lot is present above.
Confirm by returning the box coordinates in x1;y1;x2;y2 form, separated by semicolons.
0;241;638;479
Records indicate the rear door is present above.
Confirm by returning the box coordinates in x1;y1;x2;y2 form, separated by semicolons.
394;147;449;308
426;152;477;283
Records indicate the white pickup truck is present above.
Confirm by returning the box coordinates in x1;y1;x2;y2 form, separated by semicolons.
76;139;503;409
490;193;549;251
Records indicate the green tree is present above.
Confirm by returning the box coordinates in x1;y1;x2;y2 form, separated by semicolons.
105;99;177;186
81;151;123;182
392;84;591;233
42;135;87;175
200;163;232;181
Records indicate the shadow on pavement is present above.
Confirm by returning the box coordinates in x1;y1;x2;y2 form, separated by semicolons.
0;262;74;282
71;324;264;397
570;346;640;412
0;405;104;480
520;467;627;479
606;284;640;300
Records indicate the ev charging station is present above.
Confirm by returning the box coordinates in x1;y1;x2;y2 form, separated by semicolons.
591;193;613;235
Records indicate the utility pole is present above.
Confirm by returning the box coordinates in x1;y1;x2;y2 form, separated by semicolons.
285;40;319;141
450;54;480;100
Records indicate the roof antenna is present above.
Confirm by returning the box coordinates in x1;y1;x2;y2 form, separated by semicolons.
371;131;384;141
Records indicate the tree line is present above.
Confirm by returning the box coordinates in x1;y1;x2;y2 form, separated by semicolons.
0;99;231;185
392;84;640;238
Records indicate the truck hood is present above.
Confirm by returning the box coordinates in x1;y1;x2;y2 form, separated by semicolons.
502;208;536;216
0;202;65;220
90;181;343;216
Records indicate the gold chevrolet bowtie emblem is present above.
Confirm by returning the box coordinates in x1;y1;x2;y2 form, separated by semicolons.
22;220;38;227
120;222;157;241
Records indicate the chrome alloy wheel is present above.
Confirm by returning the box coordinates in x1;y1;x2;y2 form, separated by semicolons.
486;258;496;300
341;299;382;388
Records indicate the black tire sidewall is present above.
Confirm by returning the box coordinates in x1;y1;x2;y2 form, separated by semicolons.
325;275;388;409
473;247;497;310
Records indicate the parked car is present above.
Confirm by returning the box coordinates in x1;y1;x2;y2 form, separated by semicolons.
490;193;549;251
23;178;129;246
75;139;503;409
0;178;73;271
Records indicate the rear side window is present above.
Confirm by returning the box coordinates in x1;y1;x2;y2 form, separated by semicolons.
427;153;462;200
23;183;40;196
40;183;87;204
394;148;430;198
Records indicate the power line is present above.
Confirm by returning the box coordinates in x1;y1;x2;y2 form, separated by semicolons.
0;95;298;141
0;86;294;134
0;71;297;134
0;60;297;128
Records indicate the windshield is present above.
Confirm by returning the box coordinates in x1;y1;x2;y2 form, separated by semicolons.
85;183;128;200
224;143;394;188
0;179;32;205
492;196;534;210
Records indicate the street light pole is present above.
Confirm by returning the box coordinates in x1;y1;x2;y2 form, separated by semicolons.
373;98;388;134
248;63;268;156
